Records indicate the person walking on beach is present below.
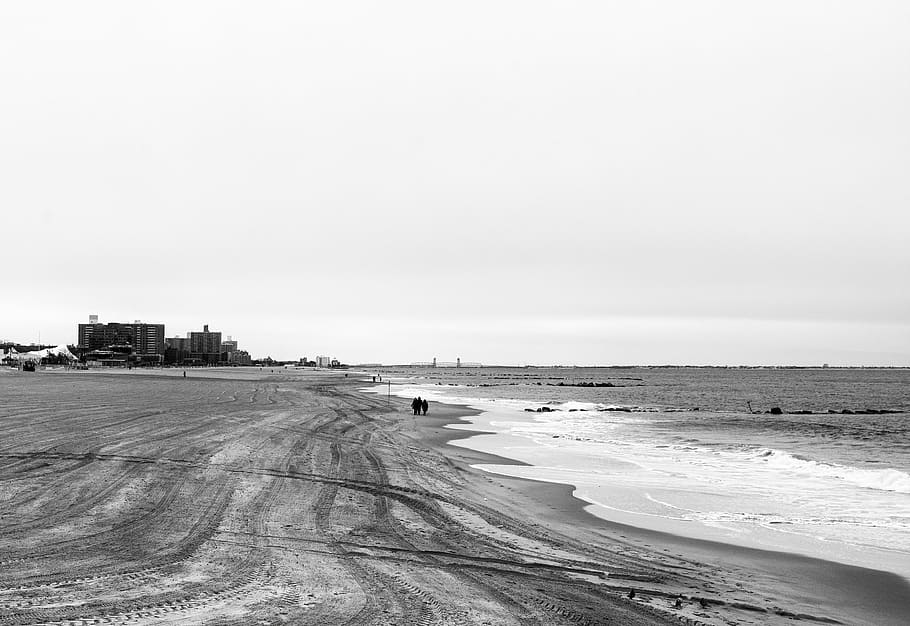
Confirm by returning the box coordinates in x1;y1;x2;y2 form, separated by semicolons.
421;398;428;416
411;397;421;415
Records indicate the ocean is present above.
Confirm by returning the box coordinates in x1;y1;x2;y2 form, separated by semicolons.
367;366;910;580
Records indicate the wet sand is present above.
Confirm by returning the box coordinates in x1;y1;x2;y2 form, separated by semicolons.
0;367;906;625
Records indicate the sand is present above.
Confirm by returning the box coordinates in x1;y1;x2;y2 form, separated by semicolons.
0;367;907;625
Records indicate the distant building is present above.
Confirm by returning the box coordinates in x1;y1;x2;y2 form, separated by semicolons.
78;322;130;351
189;324;222;364
131;324;166;361
164;336;191;365
315;355;332;368
220;336;240;364
228;350;252;366
221;338;238;353
77;316;165;365
166;336;190;352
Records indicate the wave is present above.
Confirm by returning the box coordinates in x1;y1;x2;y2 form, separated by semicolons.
753;447;910;494
368;380;910;495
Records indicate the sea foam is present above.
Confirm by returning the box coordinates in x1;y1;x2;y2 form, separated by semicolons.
756;447;910;494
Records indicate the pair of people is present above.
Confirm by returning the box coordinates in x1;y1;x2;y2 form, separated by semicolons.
411;396;428;416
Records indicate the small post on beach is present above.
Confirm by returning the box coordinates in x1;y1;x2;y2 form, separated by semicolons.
388;380;391;406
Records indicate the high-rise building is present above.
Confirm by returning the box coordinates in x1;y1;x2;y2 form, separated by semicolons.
189;324;222;364
130;322;165;357
77;316;165;363
78;322;131;351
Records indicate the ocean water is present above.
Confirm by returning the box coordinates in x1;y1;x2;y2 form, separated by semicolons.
366;367;910;579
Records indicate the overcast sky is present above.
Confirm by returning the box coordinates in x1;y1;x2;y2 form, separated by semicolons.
2;1;908;365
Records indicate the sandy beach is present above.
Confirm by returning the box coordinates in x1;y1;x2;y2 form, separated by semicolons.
1;367;907;625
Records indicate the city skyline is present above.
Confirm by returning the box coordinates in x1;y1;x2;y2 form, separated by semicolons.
4;305;910;368
3;310;908;367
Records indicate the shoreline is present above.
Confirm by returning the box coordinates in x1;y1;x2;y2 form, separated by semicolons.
4;367;688;624
406;391;910;626
4;366;907;624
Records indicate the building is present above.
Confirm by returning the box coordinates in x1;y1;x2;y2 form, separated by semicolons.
131;322;166;359
165;328;239;366
221;336;237;358
164;336;191;365
78;322;131;351
189;324;222;364
228;350;252;366
221;336;237;363
315;355;332;368
220;336;240;364
166;337;190;352
77;316;165;365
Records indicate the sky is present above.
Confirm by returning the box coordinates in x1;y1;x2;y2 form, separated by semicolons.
2;1;909;366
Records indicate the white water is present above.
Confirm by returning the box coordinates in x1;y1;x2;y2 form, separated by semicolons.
367;380;910;581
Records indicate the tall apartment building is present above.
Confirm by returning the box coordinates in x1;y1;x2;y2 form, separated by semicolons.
77;316;165;363
78;322;132;350
189;324;222;364
131;322;166;357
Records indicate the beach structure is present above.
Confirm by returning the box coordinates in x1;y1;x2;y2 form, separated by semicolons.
1;346;17;366
3;345;77;369
24;345;78;362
